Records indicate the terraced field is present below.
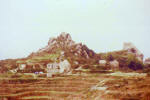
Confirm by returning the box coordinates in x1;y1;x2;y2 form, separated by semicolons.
0;72;150;100
0;74;101;100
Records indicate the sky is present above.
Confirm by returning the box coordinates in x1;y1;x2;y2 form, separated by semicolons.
0;0;150;60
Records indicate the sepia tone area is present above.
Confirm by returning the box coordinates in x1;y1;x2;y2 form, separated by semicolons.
0;33;150;100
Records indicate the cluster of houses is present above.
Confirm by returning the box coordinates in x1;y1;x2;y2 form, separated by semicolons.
9;59;71;78
99;60;119;70
47;60;71;77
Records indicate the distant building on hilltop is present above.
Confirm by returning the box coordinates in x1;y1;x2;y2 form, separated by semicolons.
123;42;144;61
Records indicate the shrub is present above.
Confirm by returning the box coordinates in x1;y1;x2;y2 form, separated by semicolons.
127;54;144;70
107;54;114;61
99;50;145;71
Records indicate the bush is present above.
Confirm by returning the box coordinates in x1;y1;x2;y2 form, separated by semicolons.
99;50;145;71
127;54;144;70
107;54;114;61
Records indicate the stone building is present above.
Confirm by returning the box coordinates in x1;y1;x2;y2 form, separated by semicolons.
123;42;144;61
59;60;71;73
144;58;150;65
47;62;59;77
109;60;119;71
99;60;107;66
47;60;71;77
19;64;26;70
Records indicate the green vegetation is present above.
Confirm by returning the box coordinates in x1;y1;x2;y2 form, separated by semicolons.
26;53;59;63
0;73;36;79
126;54;144;70
16;53;60;65
16;60;26;64
99;50;144;71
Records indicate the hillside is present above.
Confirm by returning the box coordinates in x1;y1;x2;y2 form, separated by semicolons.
0;32;149;73
0;32;99;73
0;32;150;100
99;50;144;71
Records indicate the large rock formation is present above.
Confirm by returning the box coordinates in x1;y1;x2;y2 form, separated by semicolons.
29;32;96;59
38;32;75;53
123;42;144;61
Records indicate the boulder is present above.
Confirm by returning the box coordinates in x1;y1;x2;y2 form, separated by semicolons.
123;42;144;61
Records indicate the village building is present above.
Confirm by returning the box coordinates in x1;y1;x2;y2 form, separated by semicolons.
99;60;107;66
59;60;71;73
10;68;18;73
144;58;150;65
47;62;59;77
46;59;71;77
19;64;26;70
109;60;119;71
123;42;144;61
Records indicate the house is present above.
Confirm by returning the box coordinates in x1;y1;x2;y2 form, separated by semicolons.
47;62;59;77
19;64;26;70
123;42;144;61
59;60;71;73
10;68;18;73
109;60;119;71
46;59;71;77
99;60;107;66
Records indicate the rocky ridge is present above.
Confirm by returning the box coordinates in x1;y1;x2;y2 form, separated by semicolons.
0;32;149;73
29;32;96;59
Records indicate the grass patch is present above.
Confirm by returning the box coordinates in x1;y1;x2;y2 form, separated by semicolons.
26;54;59;63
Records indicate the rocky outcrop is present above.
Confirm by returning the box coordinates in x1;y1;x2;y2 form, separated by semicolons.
123;42;144;61
29;32;96;59
38;32;75;53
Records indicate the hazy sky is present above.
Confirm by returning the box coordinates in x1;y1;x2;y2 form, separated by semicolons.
0;0;150;60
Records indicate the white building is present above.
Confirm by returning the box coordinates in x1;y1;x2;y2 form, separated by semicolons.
109;60;119;71
46;60;71;77
59;60;71;73
99;60;107;66
47;62;59;77
19;64;26;70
